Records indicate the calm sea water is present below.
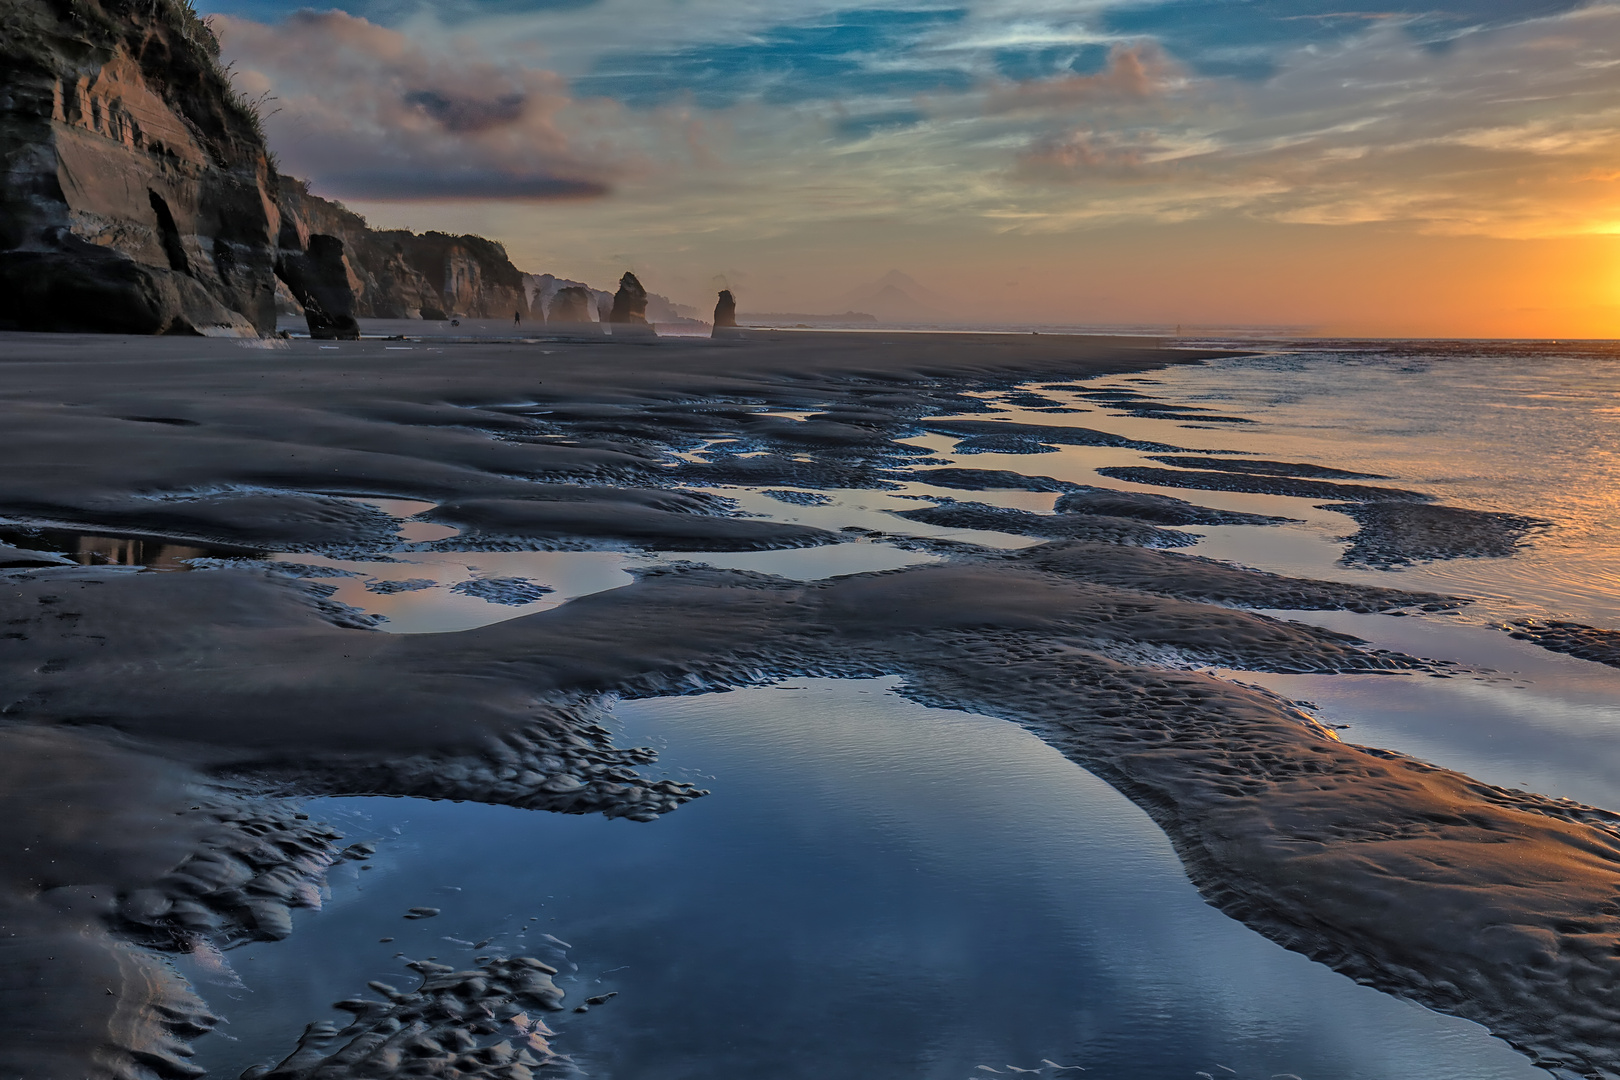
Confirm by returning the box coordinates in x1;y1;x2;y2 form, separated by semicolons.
163;341;1620;1078
1082;341;1620;626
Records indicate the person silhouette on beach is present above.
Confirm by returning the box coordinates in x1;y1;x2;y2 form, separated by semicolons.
513;311;521;326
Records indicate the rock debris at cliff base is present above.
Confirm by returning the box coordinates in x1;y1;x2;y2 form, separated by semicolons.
0;330;1616;1078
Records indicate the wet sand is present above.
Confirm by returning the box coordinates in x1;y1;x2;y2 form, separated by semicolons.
2;330;1618;1077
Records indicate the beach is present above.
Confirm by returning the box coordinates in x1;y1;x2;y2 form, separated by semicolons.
4;329;1620;1079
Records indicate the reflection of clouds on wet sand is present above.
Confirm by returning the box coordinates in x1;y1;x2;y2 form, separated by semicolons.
273;540;946;632
275;550;637;633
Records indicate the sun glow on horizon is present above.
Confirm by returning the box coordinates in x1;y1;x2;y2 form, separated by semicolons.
205;0;1620;338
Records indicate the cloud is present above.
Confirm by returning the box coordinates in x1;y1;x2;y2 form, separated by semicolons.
570;7;974;109
215;10;615;201
982;44;1180;113
312;170;607;201
1096;0;1590;79
206;0;1620;261
1015;128;1165;179
400;89;525;133
991;4;1620;238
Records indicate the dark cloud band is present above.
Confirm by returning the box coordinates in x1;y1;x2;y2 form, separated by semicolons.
317;170;610;201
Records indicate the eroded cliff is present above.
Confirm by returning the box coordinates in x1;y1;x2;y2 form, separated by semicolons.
0;0;542;337
277;179;531;322
0;0;283;334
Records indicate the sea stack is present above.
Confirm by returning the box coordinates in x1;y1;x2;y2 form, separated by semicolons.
609;271;654;336
712;290;738;337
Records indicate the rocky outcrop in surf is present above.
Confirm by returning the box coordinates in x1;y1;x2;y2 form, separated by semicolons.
273;232;359;340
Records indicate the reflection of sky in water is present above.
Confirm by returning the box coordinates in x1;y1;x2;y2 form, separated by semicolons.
275;488;1024;632
671;539;942;579
350;497;459;543
277;549;640;633
1069;352;1620;626
1225;612;1620;814
43;351;1612;642
894;364;1620;634
184;679;1540;1080
277;542;945;633
698;484;1045;548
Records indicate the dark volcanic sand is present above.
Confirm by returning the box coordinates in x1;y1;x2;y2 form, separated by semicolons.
1;330;1618;1079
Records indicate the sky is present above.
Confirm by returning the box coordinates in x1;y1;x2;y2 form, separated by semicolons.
204;0;1620;336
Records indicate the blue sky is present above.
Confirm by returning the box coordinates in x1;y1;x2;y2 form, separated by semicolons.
208;1;1598;97
209;0;1620;333
205;0;1594;80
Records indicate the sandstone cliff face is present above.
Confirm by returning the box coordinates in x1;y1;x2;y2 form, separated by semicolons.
0;0;281;334
523;273;611;324
545;284;597;325
0;0;542;337
388;229;528;320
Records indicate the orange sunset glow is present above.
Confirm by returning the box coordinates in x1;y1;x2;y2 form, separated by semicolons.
202;0;1620;337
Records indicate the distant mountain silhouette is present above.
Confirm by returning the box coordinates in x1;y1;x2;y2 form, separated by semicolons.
829;270;954;322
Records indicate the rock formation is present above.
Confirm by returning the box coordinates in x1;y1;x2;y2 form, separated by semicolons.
0;0;541;337
273;233;359;340
0;0;282;334
273;179;438;320
547;285;597;327
713;289;737;337
523;273;611;325
647;291;703;327
609;271;649;324
276;180;531;322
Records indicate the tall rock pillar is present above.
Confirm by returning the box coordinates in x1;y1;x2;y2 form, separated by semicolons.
712;290;738;337
608;271;654;336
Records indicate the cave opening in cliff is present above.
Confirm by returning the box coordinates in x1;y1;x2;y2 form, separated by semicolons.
147;189;190;275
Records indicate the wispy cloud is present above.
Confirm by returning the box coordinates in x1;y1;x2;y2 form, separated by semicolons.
981;43;1180;113
985;4;1620;237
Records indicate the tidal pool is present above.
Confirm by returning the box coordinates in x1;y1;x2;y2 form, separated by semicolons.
187;678;1539;1080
